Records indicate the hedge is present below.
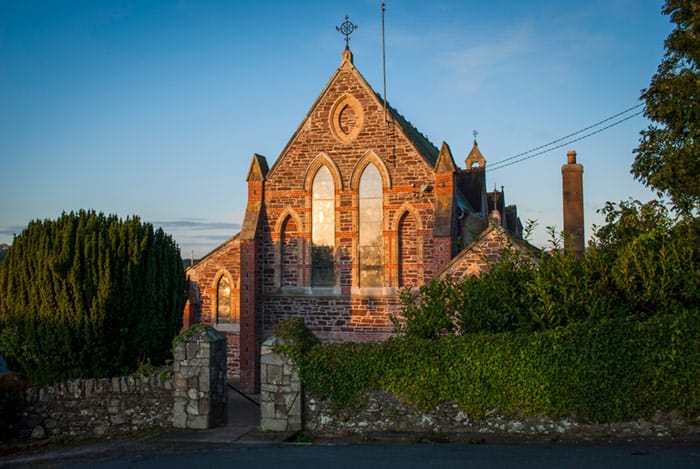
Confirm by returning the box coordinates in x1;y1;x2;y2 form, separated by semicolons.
280;311;700;422
0;210;187;384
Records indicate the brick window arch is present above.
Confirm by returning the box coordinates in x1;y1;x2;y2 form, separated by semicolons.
359;163;383;287
392;203;424;288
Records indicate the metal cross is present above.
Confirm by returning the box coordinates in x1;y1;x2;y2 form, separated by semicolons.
472;130;479;141
336;15;358;49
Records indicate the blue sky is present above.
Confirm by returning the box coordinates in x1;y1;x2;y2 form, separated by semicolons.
0;0;672;257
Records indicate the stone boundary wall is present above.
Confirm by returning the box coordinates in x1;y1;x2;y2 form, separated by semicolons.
2;326;229;441
13;370;174;440
304;390;700;440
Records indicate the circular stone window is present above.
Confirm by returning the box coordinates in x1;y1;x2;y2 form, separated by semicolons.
329;94;364;144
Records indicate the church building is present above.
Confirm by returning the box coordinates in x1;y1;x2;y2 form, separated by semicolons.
184;40;527;394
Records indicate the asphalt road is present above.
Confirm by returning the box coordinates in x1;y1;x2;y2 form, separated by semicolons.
54;442;700;469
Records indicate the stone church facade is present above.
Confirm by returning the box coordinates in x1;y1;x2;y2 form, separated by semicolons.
185;48;525;393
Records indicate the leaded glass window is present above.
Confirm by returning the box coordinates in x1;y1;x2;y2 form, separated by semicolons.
216;275;231;321
359;164;383;287
312;166;335;286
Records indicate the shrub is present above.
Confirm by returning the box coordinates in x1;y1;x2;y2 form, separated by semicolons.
454;249;534;333
0;210;187;384
394;279;456;339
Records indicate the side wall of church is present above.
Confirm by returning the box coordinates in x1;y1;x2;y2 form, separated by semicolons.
185;238;242;381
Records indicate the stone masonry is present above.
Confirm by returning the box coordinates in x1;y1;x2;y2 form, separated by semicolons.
172;325;228;430
259;336;302;432
1;370;173;440
2;326;230;441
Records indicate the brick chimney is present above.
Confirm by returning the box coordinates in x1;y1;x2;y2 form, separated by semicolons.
562;150;584;258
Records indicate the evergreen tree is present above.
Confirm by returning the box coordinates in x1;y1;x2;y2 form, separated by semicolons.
0;211;187;384
632;0;700;216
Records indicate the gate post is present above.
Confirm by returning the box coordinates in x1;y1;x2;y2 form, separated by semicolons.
172;325;228;429
260;336;302;432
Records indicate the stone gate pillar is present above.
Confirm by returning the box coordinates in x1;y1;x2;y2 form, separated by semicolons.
260;336;302;432
172;325;228;429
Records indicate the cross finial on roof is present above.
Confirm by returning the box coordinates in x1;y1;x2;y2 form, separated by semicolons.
336;15;358;49
472;130;479;141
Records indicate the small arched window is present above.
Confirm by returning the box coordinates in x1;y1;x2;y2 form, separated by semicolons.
312;166;335;286
359;164;383;287
216;275;231;322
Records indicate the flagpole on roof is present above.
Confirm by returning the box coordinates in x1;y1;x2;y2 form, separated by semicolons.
382;1;388;124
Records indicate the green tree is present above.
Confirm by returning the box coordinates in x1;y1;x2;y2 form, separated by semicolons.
0;211;187;384
632;0;700;215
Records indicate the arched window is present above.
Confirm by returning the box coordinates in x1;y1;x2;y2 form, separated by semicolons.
359;164;383;287
312;166;335;286
216;275;231;322
398;211;419;287
281;215;299;287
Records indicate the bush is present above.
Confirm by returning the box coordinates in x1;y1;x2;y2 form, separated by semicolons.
394;250;537;338
0;210;187;384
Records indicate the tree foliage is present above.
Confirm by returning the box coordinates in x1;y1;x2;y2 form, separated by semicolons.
633;0;700;215
396;199;700;337
0;210;187;384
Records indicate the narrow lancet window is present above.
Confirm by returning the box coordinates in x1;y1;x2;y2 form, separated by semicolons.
359;164;383;287
312;166;335;286
216;275;231;322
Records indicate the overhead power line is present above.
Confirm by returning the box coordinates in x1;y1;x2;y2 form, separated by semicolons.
487;103;644;172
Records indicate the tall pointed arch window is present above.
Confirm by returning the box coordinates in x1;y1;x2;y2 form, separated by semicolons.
359;164;383;287
312;166;335;286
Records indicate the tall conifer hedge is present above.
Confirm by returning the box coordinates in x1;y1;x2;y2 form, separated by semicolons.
0;210;187;384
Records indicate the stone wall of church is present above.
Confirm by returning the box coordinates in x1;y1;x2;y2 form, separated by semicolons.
261;293;398;343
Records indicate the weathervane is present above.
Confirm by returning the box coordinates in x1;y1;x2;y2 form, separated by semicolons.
472;130;479;141
336;15;358;49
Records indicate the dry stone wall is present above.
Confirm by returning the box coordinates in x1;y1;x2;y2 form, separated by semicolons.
3;326;228;441
13;371;173;440
304;391;700;441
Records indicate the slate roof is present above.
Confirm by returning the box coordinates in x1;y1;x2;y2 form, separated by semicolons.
185;233;240;272
373;92;440;166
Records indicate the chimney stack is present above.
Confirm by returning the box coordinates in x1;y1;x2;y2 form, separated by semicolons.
562;150;584;258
